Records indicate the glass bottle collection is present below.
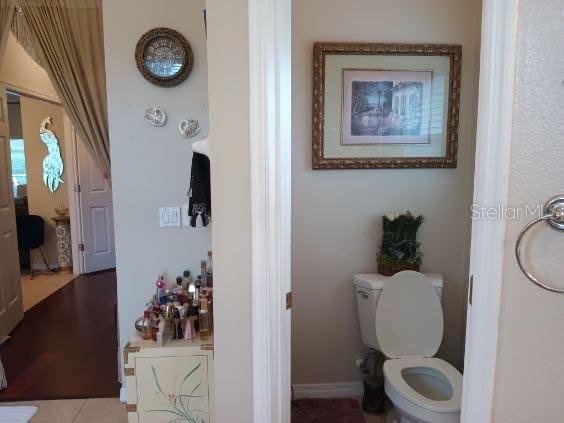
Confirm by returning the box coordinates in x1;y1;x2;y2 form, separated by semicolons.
136;251;214;345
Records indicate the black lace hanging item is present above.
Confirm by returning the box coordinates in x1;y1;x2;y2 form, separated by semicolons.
188;152;211;227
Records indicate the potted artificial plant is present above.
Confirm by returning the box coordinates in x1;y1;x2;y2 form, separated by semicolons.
377;211;424;276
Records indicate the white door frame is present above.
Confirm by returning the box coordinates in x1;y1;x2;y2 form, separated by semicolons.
248;0;292;422
63;114;84;275
249;0;519;422
460;0;519;421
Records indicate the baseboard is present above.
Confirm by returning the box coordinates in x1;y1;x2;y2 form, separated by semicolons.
292;382;363;399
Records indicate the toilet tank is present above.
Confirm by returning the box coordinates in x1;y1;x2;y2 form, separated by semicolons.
353;273;443;350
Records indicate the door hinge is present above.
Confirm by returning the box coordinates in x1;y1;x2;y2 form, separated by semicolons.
286;292;292;310
469;275;474;305
78;243;85;252
74;184;81;193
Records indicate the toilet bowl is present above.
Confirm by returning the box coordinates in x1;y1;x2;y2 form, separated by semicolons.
384;357;462;423
353;271;462;423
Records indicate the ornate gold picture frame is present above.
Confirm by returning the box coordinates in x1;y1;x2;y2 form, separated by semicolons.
312;42;462;169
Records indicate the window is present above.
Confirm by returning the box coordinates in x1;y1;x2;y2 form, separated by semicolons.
10;138;27;198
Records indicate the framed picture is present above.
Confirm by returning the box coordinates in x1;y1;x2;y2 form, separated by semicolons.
312;42;462;169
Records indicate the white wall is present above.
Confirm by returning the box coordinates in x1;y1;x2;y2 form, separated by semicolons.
493;0;564;420
292;0;482;384
0;34;58;103
102;0;211;370
206;0;253;420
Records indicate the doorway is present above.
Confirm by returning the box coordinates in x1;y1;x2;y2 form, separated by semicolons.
241;0;548;422
4;87;116;311
0;22;118;402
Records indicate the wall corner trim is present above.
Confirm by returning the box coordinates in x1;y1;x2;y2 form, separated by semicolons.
461;1;520;422
248;0;292;422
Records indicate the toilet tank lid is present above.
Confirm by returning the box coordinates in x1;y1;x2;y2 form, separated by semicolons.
353;273;443;290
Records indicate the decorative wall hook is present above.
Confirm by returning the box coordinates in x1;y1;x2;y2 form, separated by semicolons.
179;118;201;138
144;107;167;127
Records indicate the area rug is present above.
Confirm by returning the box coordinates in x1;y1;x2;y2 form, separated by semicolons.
291;398;365;423
0;406;37;422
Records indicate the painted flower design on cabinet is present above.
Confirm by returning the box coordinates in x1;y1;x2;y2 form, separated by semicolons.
148;362;208;423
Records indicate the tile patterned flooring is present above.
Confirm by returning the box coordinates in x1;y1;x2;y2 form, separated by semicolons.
2;398;127;422
3;397;386;422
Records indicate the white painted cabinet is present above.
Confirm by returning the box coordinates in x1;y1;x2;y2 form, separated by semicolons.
124;337;214;423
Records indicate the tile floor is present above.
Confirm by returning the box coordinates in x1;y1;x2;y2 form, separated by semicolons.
4;397;385;422
2;398;127;422
21;272;76;311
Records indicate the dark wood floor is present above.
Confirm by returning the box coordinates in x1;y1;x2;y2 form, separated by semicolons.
0;270;120;401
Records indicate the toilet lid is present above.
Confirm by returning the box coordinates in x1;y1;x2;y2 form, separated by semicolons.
375;271;443;358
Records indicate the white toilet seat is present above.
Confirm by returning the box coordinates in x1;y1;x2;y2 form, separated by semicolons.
384;357;462;414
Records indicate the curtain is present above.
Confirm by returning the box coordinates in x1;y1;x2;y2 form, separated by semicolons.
0;1;16;62
11;9;43;66
18;0;111;179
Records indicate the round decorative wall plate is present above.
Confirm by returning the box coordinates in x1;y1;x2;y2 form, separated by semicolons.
135;27;193;87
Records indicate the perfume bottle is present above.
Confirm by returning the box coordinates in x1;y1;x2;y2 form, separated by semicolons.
156;276;167;305
182;270;193;290
193;275;202;306
142;310;153;340
173;277;188;304
198;298;210;341
206;251;213;287
172;307;183;340
201;260;208;287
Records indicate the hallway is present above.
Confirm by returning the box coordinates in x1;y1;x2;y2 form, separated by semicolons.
0;270;119;401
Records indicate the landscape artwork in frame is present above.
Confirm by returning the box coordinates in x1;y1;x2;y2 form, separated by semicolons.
312;42;462;169
342;69;433;145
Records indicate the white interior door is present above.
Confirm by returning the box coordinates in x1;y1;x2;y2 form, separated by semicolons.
77;136;115;273
0;85;23;337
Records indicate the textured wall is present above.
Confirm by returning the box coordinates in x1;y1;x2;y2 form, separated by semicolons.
493;0;564;420
102;0;211;374
292;0;482;384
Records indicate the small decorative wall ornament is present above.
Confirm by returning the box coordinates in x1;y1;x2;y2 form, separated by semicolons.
144;107;167;127
178;118;201;138
39;116;64;193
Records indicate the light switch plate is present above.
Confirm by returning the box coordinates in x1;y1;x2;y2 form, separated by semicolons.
159;207;181;228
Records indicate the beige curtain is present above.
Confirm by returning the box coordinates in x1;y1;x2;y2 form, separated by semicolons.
11;9;43;66
0;1;16;61
18;0;111;179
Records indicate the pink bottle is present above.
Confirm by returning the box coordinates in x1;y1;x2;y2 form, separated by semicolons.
156;276;166;305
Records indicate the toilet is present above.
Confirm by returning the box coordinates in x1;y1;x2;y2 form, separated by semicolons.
353;271;462;423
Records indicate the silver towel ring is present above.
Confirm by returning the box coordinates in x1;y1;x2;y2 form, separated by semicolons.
515;195;564;293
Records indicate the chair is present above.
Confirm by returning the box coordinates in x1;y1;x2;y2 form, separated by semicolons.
16;215;51;279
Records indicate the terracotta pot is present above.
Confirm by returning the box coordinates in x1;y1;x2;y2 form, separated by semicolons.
377;261;420;276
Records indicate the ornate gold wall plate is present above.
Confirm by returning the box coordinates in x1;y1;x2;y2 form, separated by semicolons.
135;27;193;87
